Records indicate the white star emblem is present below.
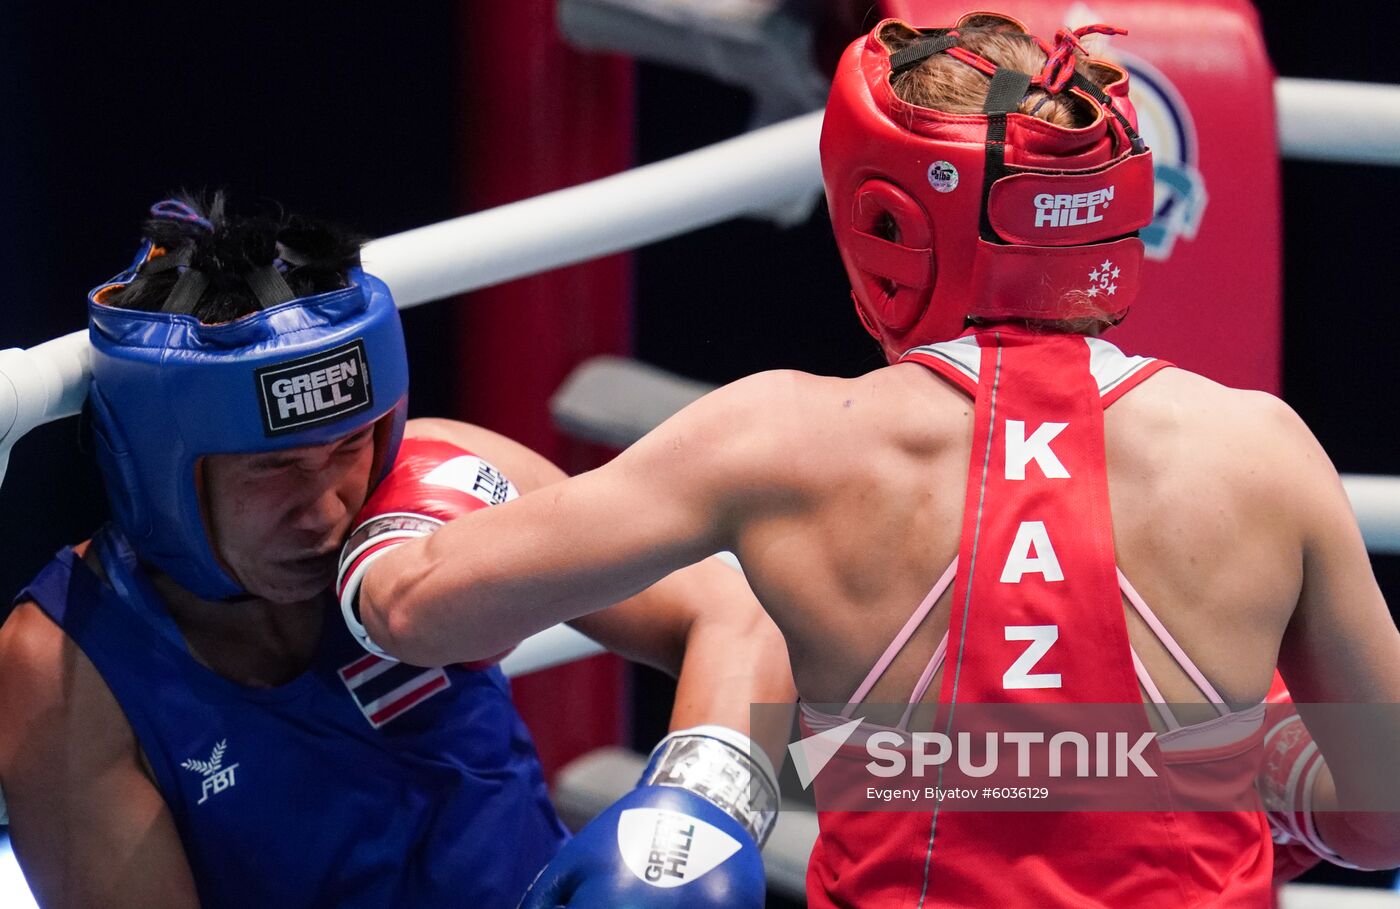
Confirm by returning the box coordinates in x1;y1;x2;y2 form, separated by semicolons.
1101;259;1113;271
1089;268;1101;282
1107;284;1118;296
1111;266;1121;279
1087;286;1099;298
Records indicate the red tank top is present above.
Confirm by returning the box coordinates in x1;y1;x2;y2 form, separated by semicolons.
804;328;1271;908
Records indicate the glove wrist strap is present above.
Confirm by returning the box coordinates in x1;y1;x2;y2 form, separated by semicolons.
336;512;444;659
643;725;780;848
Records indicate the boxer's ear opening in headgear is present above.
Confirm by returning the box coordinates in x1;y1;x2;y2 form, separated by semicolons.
846;180;934;334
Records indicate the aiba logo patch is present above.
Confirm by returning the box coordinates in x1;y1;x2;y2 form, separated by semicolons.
256;340;373;435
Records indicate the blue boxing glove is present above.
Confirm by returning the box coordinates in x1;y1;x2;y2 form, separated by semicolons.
521;726;780;908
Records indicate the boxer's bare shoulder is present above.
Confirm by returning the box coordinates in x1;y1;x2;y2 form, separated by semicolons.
1101;367;1366;705
0;539;139;783
1107;366;1341;540
644;366;971;497
0;597;127;782
0;594;197;905
0;602;78;746
0;540;100;712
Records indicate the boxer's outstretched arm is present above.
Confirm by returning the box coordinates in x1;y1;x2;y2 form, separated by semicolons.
395;419;789;908
395;418;796;760
1272;400;1400;868
363;375;809;668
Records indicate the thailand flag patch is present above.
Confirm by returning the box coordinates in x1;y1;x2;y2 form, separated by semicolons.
339;653;451;728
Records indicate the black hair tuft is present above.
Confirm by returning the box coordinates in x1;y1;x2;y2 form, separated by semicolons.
105;190;367;324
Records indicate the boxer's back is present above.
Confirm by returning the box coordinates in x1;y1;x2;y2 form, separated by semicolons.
731;354;1304;715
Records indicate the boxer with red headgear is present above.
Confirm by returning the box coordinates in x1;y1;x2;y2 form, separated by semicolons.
353;13;1400;907
822;12;1152;360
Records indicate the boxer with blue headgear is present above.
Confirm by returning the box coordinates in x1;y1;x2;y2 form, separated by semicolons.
0;195;792;909
86;198;409;601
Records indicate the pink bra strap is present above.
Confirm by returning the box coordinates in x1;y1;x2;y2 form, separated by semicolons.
1130;645;1181;731
898;632;949;730
842;558;958;718
1118;568;1228;714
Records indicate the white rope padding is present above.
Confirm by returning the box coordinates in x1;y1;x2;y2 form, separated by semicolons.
1282;885;1400;908
1276;78;1400;167
501;623;605;678
356;110;824;308
0;333;93;485
3;76;1400;467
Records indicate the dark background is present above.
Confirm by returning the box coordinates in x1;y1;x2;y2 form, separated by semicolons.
2;0;1398;895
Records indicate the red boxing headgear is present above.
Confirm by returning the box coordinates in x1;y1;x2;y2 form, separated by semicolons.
821;12;1155;359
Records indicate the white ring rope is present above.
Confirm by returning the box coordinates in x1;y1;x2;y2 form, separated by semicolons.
3;76;1399;465
1276;78;1400;167
1;80;1399;684
358;111;824;306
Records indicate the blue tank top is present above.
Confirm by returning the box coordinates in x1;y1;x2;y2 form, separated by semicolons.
18;527;569;908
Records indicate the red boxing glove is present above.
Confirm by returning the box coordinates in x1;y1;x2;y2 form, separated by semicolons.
1265;674;1323;887
337;437;520;668
1260;671;1356;884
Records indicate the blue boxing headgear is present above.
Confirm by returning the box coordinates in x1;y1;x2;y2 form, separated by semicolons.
86;240;409;600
